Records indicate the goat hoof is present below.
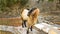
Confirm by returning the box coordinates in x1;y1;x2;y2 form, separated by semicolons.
22;25;24;28
27;31;29;34
22;26;24;28
31;29;32;31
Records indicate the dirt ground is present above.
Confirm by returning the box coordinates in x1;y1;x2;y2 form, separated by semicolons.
0;30;13;34
0;17;22;26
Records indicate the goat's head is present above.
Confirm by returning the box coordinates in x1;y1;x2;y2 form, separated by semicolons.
27;7;37;16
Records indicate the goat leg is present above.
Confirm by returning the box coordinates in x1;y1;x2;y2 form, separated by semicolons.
22;21;24;28
24;20;27;27
27;28;29;34
30;26;33;31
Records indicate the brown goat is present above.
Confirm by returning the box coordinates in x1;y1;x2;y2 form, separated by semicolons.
26;8;40;34
21;8;40;34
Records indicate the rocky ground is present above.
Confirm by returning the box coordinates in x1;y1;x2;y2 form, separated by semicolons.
39;12;60;25
0;25;47;34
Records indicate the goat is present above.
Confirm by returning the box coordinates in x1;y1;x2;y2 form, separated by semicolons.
26;8;40;34
21;8;40;34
